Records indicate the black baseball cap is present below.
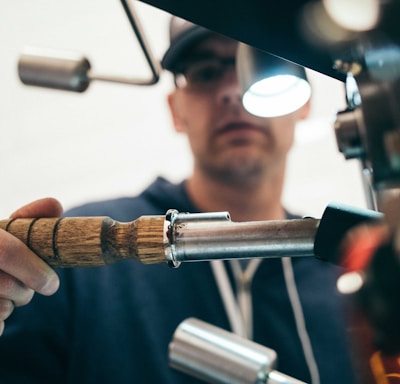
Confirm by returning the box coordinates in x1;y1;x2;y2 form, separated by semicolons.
161;16;215;73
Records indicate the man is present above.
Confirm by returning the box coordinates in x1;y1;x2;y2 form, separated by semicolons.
0;16;356;383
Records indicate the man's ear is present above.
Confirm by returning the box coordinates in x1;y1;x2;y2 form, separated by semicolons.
167;92;185;133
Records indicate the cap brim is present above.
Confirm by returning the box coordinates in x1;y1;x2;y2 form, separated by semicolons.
161;26;213;72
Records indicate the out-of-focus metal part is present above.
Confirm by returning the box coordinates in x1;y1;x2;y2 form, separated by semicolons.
18;49;91;92
334;107;364;160
17;0;160;92
334;102;379;210
118;0;160;85
169;317;307;384
164;210;318;268
356;73;400;190
334;66;400;196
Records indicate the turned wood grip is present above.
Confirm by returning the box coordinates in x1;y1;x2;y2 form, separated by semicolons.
0;216;167;268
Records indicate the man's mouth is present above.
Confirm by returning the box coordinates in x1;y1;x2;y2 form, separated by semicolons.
217;122;266;137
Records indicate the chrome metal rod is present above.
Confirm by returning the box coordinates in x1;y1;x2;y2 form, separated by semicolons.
165;210;319;267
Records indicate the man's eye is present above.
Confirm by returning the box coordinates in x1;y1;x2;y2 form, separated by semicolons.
188;64;223;83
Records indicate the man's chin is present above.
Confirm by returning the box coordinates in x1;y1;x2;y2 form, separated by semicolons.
210;156;266;185
221;146;269;166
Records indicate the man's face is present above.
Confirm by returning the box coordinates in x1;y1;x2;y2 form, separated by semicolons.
168;34;308;187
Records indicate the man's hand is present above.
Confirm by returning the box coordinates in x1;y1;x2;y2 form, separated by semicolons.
0;198;62;335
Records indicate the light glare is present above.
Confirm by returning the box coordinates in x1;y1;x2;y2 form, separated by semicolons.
242;75;311;118
337;271;364;294
323;0;380;31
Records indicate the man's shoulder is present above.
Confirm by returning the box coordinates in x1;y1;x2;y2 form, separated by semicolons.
65;196;141;218
64;177;186;220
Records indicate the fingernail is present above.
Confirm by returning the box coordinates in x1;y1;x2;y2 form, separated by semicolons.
41;274;60;295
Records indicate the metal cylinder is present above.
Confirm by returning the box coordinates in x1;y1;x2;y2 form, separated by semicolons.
169;318;307;384
18;48;90;92
334;108;365;160
169;317;277;384
166;211;319;265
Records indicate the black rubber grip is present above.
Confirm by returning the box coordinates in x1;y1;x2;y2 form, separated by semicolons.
314;202;383;265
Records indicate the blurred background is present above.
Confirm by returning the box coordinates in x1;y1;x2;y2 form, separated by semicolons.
1;0;368;219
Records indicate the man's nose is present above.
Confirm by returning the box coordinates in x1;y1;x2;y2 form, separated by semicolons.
216;68;243;105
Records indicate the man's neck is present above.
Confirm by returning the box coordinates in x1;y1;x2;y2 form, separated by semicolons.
185;168;286;222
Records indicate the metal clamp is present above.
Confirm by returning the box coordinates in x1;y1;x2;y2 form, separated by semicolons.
164;209;231;268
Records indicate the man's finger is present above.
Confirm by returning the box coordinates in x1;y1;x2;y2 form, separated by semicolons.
0;231;59;296
10;197;63;219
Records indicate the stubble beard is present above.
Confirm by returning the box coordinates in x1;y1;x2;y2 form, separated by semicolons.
199;154;267;189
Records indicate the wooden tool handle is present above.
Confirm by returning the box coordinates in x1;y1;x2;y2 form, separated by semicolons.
0;216;167;268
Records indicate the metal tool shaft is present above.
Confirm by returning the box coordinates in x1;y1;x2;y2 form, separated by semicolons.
0;211;319;268
165;210;319;267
